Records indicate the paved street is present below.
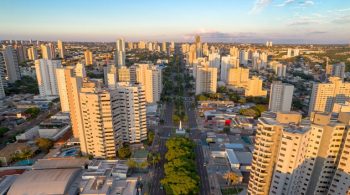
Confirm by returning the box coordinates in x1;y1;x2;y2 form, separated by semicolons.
148;102;173;195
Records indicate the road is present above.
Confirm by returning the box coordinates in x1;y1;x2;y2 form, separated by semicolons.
148;102;173;195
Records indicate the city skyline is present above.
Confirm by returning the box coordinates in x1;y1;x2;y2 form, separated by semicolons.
1;0;350;44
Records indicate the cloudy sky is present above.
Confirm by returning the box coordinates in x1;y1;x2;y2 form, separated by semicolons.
1;0;349;43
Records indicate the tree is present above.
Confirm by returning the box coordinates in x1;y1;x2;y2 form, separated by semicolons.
147;131;155;145
24;107;40;119
223;126;230;134
127;159;138;169
224;171;240;186
35;138;53;152
0;127;9;137
118;145;131;159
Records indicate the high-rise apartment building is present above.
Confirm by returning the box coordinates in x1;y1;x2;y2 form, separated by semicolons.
75;62;86;78
2;45;20;83
270;61;287;78
248;112;302;195
326;62;345;79
84;50;93;65
249;111;350;195
309;77;350;114
27;46;38;60
195;66;217;95
269;81;294;112
57;40;65;58
221;55;239;82
79;81;121;158
35;59;62;96
227;67;249;87
0;53;6;99
208;52;220;69
115;82;147;143
14;45;27;63
106;65;118;89
40;44;52;60
118;66;130;82
115;38;125;67
245;76;267;97
134;64;162;103
195;35;202;58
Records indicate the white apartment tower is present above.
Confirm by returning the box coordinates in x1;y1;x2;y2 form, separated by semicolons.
40;44;53;60
269;81;294;112
115;82;147;143
35;59;62;96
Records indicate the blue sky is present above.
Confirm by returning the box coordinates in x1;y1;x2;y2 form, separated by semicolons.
1;0;349;43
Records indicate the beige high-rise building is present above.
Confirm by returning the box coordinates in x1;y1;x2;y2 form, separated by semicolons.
35;59;62;96
227;67;249;87
75;62;86;78
57;40;65;58
195;65;217;95
188;44;197;65
106;65;118;89
27;46;38;60
249;111;350;195
118;66;130;82
127;42;133;50
134;64;162;103
161;42;167;53
268;112;350;195
79;81;121;158
56;63;85;112
84;50;93;65
248;112;302;195
115;82;147;143
138;41;146;49
2;45;20;83
40;44;52;60
245;76;267;97
55;66;83;137
229;47;239;58
309;77;350;115
221;55;240;82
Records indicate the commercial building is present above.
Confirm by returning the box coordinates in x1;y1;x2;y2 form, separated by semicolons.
35;59;62;96
269;81;294;112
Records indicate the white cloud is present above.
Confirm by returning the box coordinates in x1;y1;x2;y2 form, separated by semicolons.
275;0;295;7
299;0;314;7
250;0;272;14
